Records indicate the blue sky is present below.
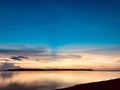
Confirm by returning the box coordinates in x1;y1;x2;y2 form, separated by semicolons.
0;0;120;48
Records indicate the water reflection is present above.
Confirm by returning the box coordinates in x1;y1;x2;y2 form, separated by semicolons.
1;72;13;79
0;71;120;90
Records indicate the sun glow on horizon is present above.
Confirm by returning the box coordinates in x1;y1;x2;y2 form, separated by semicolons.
0;44;120;70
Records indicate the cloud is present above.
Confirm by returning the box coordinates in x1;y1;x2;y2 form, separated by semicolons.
69;54;82;58
53;54;82;60
58;44;120;56
0;44;120;70
83;46;120;55
0;62;21;70
34;53;82;60
11;56;28;60
0;44;50;55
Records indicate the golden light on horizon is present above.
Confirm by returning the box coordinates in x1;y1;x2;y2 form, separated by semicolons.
6;53;118;70
0;47;120;70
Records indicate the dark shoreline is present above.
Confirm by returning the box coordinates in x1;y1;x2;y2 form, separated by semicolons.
4;68;120;72
4;68;94;71
56;78;120;90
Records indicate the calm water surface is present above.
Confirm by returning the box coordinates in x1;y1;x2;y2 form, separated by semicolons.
0;71;120;90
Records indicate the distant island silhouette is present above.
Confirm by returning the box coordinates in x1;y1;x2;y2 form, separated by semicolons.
5;68;94;71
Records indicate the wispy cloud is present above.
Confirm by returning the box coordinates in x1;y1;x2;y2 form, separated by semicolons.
11;56;28;60
0;44;120;70
57;44;120;55
0;44;50;55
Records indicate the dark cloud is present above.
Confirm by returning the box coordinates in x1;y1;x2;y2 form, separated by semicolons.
0;44;49;55
0;48;45;54
11;56;28;60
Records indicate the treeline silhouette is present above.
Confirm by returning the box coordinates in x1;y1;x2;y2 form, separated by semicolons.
6;68;94;71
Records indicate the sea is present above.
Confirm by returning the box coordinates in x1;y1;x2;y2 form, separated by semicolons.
0;71;120;90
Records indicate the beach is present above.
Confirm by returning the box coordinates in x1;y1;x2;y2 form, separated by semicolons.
57;78;120;90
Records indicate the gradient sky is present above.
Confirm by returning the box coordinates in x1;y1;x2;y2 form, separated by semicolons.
0;0;120;48
0;0;120;70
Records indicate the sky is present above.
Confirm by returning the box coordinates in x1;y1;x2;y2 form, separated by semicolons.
0;0;120;47
0;0;120;70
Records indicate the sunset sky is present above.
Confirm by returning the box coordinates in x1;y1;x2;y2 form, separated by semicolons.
0;0;120;70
